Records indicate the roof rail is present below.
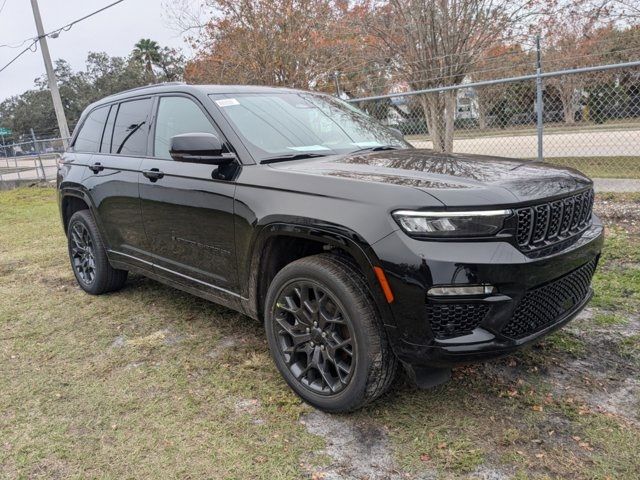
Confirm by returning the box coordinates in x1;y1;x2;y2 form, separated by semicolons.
103;81;187;99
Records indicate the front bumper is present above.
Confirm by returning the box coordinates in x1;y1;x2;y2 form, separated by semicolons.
372;218;604;368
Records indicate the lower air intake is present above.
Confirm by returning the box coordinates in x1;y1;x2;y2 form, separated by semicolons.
427;302;490;339
502;259;597;339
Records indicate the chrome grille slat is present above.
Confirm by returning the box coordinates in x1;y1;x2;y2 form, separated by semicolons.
515;189;594;252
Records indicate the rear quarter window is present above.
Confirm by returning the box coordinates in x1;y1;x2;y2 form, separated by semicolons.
73;106;109;153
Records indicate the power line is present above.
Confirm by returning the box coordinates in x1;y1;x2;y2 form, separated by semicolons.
0;39;38;74
0;0;8;15
0;0;125;60
44;0;125;38
0;37;33;49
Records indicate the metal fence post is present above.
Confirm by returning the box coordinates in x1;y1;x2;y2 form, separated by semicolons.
31;128;46;181
15;154;21;180
536;35;544;162
333;72;341;98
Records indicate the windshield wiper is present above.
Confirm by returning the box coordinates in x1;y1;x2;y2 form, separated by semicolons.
260;153;328;164
350;145;401;154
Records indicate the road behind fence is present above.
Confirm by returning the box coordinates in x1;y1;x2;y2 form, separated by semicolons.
0;137;65;184
348;60;640;180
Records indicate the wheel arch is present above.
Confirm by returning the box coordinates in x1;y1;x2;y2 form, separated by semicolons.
60;189;92;235
244;222;395;329
58;186;109;249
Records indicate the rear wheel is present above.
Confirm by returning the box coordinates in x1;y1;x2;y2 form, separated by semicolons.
264;254;397;412
67;210;127;295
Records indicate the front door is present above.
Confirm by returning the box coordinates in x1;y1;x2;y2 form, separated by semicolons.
139;95;239;297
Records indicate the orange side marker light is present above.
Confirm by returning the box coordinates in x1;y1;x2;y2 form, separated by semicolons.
373;266;394;303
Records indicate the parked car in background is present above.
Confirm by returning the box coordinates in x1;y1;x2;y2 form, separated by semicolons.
58;83;603;412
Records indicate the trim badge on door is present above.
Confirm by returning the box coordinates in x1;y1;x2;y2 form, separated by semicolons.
171;234;231;256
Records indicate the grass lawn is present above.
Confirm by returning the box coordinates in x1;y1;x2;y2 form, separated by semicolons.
405;119;640;142
545;157;640;179
1;187;639;479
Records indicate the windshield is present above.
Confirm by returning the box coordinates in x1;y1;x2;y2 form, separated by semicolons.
209;92;410;162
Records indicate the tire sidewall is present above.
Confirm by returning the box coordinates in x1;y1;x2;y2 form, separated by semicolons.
265;261;377;412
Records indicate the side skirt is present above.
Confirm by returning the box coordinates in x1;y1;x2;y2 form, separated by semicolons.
108;251;247;316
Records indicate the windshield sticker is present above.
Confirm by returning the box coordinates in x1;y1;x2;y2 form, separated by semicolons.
215;98;240;107
287;145;331;152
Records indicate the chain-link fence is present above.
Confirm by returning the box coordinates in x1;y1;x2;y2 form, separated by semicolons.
0;135;67;184
2;60;639;185
348;61;640;179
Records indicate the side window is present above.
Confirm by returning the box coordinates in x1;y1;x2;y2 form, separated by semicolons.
100;105;116;153
154;96;217;160
73;106;109;153
111;98;152;156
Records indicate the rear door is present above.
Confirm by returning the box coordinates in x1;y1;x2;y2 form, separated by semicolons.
139;94;239;296
81;97;153;268
64;104;109;185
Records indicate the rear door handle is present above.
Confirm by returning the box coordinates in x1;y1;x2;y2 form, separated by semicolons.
89;162;104;173
142;168;164;182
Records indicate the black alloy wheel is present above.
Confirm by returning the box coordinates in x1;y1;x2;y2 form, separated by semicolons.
264;254;397;412
69;221;96;285
67;209;128;295
272;280;355;395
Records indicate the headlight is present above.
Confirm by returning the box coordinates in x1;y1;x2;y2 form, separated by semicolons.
392;209;512;238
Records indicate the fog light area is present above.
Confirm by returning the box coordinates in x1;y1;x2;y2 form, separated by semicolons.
427;285;496;296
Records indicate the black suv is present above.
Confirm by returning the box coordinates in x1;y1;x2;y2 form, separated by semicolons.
57;83;603;412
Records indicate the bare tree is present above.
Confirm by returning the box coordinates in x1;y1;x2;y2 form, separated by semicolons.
172;0;368;92
541;3;615;124
612;0;640;20
471;44;533;129
359;0;539;152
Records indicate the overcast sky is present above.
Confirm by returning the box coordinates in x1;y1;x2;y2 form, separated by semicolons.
0;0;189;102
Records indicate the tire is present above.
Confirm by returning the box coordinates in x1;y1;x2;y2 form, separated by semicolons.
67;209;127;295
264;253;397;412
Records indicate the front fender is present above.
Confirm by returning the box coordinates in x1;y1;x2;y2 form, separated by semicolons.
241;220;397;332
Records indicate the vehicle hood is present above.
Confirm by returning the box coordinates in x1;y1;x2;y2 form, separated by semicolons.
266;149;592;207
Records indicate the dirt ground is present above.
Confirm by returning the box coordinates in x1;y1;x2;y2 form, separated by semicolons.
0;188;638;479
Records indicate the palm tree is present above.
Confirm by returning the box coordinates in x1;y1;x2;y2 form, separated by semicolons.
133;39;161;81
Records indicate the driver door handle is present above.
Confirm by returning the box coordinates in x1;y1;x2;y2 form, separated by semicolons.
142;168;164;182
89;162;104;173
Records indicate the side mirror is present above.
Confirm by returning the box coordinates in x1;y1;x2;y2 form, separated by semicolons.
388;127;404;141
169;132;235;165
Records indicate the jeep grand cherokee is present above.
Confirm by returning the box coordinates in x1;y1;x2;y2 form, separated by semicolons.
57;83;603;412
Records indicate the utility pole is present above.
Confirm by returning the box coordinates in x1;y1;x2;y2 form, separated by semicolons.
30;0;70;149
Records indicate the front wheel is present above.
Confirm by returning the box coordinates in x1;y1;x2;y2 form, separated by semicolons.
264;254;397;412
67;210;127;295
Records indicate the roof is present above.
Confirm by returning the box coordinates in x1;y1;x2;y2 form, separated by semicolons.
91;82;305;107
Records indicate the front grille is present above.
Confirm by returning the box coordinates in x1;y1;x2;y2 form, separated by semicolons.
427;302;490;339
516;189;594;251
502;259;597;339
